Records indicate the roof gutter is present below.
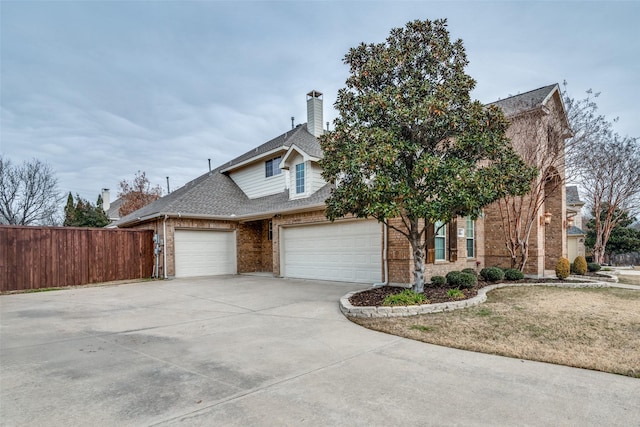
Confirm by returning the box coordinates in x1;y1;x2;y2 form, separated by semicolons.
116;203;328;228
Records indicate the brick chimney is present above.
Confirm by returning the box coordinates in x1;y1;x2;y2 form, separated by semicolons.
101;188;110;212
306;90;323;138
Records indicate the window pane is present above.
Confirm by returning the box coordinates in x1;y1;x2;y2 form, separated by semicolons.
467;238;474;258
466;216;474;258
265;157;282;177
435;237;445;260
273;157;281;175
435;220;446;260
295;163;305;193
466;217;474;237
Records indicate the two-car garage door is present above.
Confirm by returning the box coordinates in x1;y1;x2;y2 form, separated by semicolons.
280;220;382;283
174;230;236;278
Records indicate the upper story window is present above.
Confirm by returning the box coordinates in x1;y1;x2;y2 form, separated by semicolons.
435;220;446;261
466;216;475;258
295;163;305;194
265;156;282;178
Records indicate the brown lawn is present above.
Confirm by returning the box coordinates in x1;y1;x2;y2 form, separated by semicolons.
352;286;640;377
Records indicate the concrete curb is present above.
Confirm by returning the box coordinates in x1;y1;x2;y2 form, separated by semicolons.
340;281;639;318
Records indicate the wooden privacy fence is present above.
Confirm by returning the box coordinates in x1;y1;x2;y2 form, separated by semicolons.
0;225;154;292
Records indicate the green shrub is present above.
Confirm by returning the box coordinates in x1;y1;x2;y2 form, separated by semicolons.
461;268;477;276
573;256;588;275
445;271;462;287
504;268;524;281
430;275;447;287
447;289;465;299
555;257;570;280
383;289;427;306
446;271;477;289
588;262;601;272
458;272;477;289
480;267;505;282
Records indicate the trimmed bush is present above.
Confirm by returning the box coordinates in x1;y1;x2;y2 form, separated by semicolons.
430;275;446;287
383;289;427;306
555;257;570;280
480;267;505;282
573;256;588;275
504;268;524;281
588;262;601;272
458;272;478;289
570;262;576;274
461;268;477;276
446;271;477;289
445;271;462;287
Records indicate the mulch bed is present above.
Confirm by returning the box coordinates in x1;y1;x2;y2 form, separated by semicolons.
349;278;570;307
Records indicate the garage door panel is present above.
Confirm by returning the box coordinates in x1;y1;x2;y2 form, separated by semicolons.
281;220;382;283
174;230;236;277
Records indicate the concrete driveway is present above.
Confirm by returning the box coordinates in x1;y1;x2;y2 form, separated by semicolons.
1;276;638;426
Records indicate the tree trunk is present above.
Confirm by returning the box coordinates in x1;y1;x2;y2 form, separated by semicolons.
409;218;426;293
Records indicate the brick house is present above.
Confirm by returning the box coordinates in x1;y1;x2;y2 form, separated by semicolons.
116;85;571;283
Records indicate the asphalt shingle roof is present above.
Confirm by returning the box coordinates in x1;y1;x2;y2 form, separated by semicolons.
489;84;558;117
566;185;584;206
222;124;322;169
115;124;326;226
567;225;586;236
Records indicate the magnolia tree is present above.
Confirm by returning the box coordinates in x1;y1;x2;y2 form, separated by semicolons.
319;19;535;293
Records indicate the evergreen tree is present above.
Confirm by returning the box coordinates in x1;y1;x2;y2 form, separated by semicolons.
63;193;110;227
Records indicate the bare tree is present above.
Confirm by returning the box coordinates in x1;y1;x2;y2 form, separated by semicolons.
561;81;616;181
0;156;61;225
493;87;572;271
118;171;162;217
579;135;640;264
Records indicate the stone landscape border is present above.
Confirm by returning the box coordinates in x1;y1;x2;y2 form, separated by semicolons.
340;277;637;318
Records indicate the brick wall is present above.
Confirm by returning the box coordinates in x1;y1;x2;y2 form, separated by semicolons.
237;221;263;273
543;179;566;270
387;216;485;285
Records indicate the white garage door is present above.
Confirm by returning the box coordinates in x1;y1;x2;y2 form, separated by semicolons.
174;230;236;277
281;220;382;283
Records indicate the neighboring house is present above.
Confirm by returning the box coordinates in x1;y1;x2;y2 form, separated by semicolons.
116;86;571;282
566;185;587;262
101;189;123;224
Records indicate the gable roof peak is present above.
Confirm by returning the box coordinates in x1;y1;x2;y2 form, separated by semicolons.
489;83;560;117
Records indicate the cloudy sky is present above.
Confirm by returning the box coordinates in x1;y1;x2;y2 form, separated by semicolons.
2;1;638;206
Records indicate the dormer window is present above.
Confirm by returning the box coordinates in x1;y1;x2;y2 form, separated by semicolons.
295;163;305;194
265;156;282;178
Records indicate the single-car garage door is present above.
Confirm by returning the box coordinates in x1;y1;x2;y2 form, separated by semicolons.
281;220;381;283
174;230;236;277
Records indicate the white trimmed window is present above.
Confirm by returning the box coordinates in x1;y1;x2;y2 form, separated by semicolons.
295;163;305;194
466;216;475;258
265;157;282;177
435;221;446;261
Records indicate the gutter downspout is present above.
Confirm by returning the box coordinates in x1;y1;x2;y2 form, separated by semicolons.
373;222;389;287
163;214;168;279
